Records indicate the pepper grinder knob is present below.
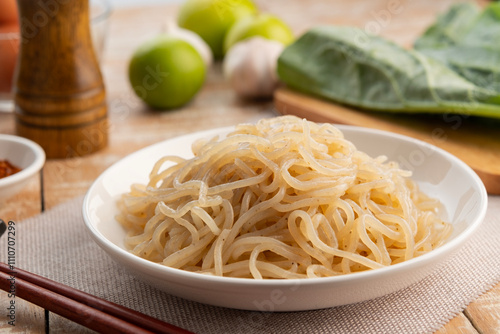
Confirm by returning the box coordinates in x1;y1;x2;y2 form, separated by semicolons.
14;0;108;159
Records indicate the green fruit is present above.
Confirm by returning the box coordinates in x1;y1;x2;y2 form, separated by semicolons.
177;0;257;58
224;13;294;53
128;35;206;109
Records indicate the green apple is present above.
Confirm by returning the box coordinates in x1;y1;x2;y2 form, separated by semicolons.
224;13;294;53
128;35;206;109
177;0;257;58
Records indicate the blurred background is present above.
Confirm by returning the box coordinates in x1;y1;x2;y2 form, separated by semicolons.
111;0;181;7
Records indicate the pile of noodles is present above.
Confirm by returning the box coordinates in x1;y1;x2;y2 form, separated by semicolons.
116;116;451;279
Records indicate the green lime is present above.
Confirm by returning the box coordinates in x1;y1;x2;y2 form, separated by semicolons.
177;0;257;58
224;13;294;53
128;35;206;109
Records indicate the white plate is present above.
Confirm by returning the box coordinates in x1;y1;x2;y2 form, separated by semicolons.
83;125;487;311
0;134;45;202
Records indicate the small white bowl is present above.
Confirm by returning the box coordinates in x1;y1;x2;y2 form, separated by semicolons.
0;134;45;202
83;125;487;311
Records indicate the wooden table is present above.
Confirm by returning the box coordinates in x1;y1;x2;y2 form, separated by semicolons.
1;0;498;332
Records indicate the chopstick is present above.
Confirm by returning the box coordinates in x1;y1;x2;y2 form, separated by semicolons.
0;262;194;334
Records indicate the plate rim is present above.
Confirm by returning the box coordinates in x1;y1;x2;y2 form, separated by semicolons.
0;134;46;189
82;124;488;288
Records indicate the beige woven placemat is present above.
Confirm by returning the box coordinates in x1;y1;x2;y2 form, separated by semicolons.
1;195;499;333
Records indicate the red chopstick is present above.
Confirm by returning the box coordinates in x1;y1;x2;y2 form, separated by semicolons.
0;263;194;334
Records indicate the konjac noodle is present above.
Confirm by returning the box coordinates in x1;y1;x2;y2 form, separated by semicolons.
117;116;451;279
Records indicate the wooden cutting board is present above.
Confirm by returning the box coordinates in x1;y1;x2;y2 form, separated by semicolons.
274;87;500;195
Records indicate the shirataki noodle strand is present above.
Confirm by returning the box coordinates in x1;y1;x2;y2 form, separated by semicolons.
116;116;452;279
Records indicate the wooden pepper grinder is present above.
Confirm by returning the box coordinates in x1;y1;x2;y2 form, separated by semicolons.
14;0;108;159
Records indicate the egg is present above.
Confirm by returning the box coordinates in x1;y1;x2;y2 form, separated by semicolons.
0;0;19;24
0;24;20;93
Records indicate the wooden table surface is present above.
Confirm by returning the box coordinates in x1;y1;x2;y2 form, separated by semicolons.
1;0;499;332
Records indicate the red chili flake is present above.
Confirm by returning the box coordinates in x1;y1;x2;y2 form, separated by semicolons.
0;160;21;179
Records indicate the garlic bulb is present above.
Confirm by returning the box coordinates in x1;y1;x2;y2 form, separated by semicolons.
164;20;213;68
223;37;284;99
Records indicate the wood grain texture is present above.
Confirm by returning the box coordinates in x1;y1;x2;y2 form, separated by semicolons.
14;0;107;159
465;283;500;333
0;173;40;220
0;0;498;333
274;87;500;194
434;313;479;334
0;290;46;333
